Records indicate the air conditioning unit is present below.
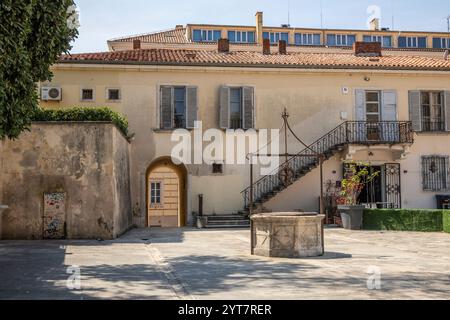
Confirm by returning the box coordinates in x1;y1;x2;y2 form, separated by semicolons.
41;87;62;101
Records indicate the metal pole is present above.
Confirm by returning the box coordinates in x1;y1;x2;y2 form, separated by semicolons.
250;161;254;255
319;156;325;216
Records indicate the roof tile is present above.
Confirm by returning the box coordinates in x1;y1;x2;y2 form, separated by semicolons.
60;48;450;71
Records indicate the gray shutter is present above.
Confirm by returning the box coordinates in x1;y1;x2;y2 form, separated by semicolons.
186;86;198;129
381;90;397;121
446;156;450;190
445;91;450;132
220;86;230;129
160;86;173;129
355;89;366;121
243;87;255;129
409;91;422;132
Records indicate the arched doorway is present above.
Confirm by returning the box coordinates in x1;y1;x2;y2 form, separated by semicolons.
146;157;187;228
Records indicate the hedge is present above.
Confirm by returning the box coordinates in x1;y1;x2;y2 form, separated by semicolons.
363;209;448;232
444;211;450;234
32;107;130;139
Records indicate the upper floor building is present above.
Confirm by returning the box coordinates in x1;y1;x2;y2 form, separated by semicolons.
108;12;450;56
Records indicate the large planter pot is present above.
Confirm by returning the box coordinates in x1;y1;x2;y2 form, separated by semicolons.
337;205;365;230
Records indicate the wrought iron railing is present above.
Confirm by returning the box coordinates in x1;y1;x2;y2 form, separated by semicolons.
241;121;414;209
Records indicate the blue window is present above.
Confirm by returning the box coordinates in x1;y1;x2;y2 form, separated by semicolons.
295;33;321;45
327;34;356;46
383;36;392;47
327;34;336;46
228;31;236;42
418;37;427;48
193;30;202;42
213;30;221;41
228;31;256;43
433;37;450;49
363;35;392;47
398;36;407;48
193;29;221;42
263;32;290;44
398;36;427;48
248;32;255;43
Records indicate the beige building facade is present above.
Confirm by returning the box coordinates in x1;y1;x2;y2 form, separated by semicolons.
41;40;450;227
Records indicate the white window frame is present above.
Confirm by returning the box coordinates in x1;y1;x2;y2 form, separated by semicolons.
106;87;121;102
264;32;289;44
80;88;95;102
230;31;255;43
295;33;320;45
194;29;221;42
149;180;163;207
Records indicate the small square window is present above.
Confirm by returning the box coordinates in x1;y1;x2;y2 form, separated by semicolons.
212;164;223;174
107;89;121;101
81;89;94;101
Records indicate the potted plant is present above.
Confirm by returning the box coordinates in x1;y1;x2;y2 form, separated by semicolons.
337;162;379;230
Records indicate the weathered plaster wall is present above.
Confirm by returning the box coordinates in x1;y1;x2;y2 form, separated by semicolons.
42;65;450;220
0;123;132;240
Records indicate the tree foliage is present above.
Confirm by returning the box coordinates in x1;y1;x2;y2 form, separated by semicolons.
0;0;78;139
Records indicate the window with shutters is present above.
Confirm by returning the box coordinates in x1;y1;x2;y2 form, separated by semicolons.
160;86;198;130
220;86;254;130
230;88;243;129
421;91;445;132
422;156;449;191
365;91;381;122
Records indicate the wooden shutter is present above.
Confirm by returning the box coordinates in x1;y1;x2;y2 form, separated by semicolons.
186;86;198;129
355;89;366;121
160;86;174;129
220;86;230;129
243;86;255;129
445;91;450;132
381;90;398;121
409;91;422;132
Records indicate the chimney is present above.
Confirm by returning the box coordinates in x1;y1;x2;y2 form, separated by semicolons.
263;38;271;55
218;38;230;53
175;25;184;29
278;40;287;54
353;42;382;57
133;39;141;50
255;12;264;45
370;18;380;31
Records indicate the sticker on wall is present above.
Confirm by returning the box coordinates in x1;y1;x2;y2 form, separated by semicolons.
43;193;67;239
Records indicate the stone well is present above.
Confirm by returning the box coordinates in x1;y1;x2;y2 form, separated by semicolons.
251;212;325;258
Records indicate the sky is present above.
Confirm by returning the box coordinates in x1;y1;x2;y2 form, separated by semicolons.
71;0;450;53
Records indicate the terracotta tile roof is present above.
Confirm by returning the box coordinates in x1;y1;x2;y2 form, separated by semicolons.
59;49;450;71
109;28;189;44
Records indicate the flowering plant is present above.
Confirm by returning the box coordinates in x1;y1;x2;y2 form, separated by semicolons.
337;162;380;206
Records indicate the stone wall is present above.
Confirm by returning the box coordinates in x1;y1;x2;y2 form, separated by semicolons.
0;122;132;240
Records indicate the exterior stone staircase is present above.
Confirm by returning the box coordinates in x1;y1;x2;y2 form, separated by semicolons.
203;213;250;229
241;121;414;211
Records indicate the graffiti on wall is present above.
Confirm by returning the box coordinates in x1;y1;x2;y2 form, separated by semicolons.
43;193;66;239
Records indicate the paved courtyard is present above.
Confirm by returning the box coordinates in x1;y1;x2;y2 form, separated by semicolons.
1;228;449;300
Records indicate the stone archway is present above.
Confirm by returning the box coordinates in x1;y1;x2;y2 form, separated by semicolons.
146;157;187;228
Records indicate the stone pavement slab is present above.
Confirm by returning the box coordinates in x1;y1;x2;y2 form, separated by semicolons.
1;228;449;300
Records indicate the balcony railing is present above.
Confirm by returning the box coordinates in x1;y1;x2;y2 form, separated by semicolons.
241;121;414;209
